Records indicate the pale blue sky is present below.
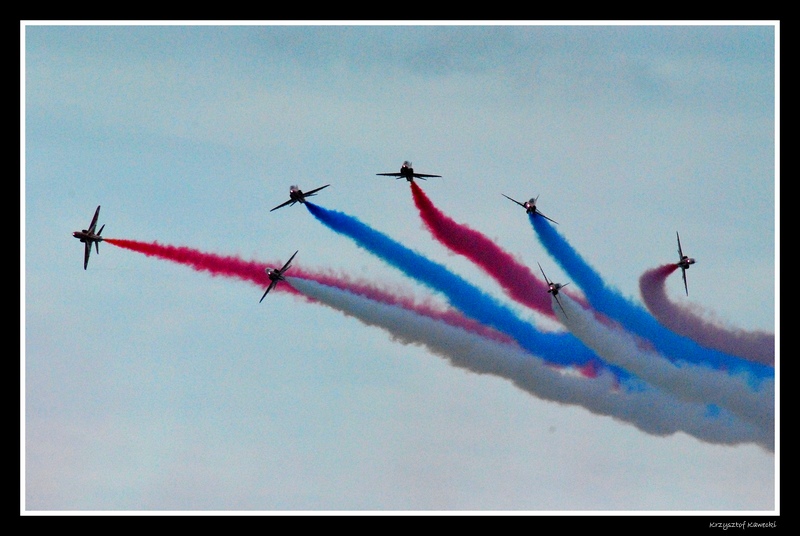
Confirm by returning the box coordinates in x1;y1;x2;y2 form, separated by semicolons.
23;22;777;512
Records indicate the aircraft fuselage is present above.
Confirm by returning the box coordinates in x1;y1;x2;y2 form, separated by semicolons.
399;164;415;181
377;161;439;182
289;188;307;203
73;231;103;243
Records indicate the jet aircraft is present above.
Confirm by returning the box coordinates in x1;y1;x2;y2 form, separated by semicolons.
260;250;298;302
270;184;330;212
676;232;696;296
538;262;569;319
376;161;441;182
72;205;105;270
502;194;558;224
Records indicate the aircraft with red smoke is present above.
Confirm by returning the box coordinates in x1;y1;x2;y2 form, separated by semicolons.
72;205;105;270
376;161;441;182
676;232;696;296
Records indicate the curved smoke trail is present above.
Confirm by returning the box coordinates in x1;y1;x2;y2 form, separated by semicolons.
303;202;628;379
288;277;772;451
553;291;774;436
410;181;584;317
104;237;771;449
528;215;774;383
640;264;775;366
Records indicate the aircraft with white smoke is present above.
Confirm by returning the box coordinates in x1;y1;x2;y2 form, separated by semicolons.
538;262;569;318
261;250;298;302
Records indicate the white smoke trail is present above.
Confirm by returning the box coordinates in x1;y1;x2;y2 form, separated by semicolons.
554;292;774;436
287;277;772;451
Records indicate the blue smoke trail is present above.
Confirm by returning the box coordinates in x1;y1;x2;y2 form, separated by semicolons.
305;202;637;384
529;214;773;383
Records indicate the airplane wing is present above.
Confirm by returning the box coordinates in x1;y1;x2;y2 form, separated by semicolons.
260;281;278;303
413;173;442;179
278;250;299;274
682;268;689;296
303;184;330;196
270;199;295;212
83;242;91;270
376;173;403;178
502;194;527;209
88;206;101;234
537;262;552;286
536;210;559;225
677;232;684;259
553;294;568;319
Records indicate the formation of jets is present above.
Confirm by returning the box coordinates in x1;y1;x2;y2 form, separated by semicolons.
538;262;569;318
270;184;330;212
376;161;442;182
72;205;105;270
261;250;298;302
502;194;558;224
676;232;696;296
73;161;699;307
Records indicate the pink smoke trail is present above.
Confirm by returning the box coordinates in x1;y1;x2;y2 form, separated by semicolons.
639;264;774;366
104;238;513;345
410;181;586;318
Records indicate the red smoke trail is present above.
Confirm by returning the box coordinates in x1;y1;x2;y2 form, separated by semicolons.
639;264;774;366
410;182;585;318
104;238;512;345
105;238;301;295
107;238;603;378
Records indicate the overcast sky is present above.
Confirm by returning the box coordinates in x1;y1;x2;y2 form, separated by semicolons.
22;21;777;513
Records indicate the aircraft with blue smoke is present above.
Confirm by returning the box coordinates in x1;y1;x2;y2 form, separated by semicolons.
502;194;558;224
271;184;330;212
